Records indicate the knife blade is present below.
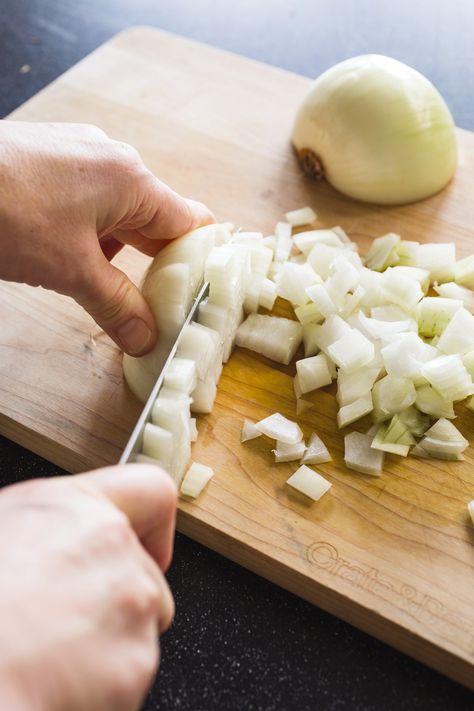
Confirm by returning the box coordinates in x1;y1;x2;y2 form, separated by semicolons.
120;281;210;465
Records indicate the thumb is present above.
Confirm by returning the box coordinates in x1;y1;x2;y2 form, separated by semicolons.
78;253;157;356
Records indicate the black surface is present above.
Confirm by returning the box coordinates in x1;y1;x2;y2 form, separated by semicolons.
1;1;474;709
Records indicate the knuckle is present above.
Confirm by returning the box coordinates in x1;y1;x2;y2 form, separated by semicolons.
116;575;160;620
98;509;135;550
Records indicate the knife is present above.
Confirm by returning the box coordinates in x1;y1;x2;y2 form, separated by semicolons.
120;281;210;465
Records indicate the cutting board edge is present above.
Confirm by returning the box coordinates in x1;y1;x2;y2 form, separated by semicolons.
177;508;474;691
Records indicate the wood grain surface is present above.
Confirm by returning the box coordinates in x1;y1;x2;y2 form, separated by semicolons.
1;27;473;688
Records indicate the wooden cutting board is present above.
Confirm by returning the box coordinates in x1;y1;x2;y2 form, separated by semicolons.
1;27;473;688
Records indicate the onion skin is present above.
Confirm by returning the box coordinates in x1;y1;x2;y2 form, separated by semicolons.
292;55;458;205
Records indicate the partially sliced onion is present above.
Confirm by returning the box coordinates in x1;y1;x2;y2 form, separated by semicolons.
286;465;332;501
255;413;303;444
180;462;214;498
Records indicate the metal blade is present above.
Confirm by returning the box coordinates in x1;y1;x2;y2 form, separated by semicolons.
120;281;210;464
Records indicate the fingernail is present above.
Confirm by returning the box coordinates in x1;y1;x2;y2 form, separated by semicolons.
116;318;152;355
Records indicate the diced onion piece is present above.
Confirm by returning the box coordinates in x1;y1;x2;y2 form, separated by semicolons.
416;243;456;283
325;256;360;306
389;265;430;293
468;501;474;524
328;329;375;372
277;261;321;305
380;268;423;312
275;221;293;262
381;333;438;378
434;282;474;314
262;235;276;252
306;283;337;317
398;406;430;437
344;432;384;476
294;302;324;325
180;462;214;498
365;233;400;271
337;394;373;428
307;243;361;280
255;413;303;444
372;375;416;422
296;354;333;393
411;444;430;458
415;385;455;419
337;365;381;406
241;419;262;443
285;206;317;226
286;465;331;501
294;229;343;255
371;425;410;457
236;314;303;365
302;323;321;357
416;297;462;337
312;314;352;355
421;354;474;401
437;307;474;355
418;418;469;460
273;440;306;462
383;414;416;445
259;278;278;310
424;418;468;446
301;433;332;464
357;310;417;339
394;241;419;267
467;395;474;413
455;255;474;289
340;285;366;317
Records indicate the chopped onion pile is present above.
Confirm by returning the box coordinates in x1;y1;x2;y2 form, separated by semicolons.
124;207;473;516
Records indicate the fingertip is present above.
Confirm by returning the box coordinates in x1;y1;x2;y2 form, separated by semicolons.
185;198;216;229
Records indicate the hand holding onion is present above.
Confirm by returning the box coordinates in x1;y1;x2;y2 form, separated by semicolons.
0;120;214;355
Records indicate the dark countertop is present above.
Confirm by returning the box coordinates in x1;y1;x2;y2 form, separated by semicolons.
1;1;474;709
